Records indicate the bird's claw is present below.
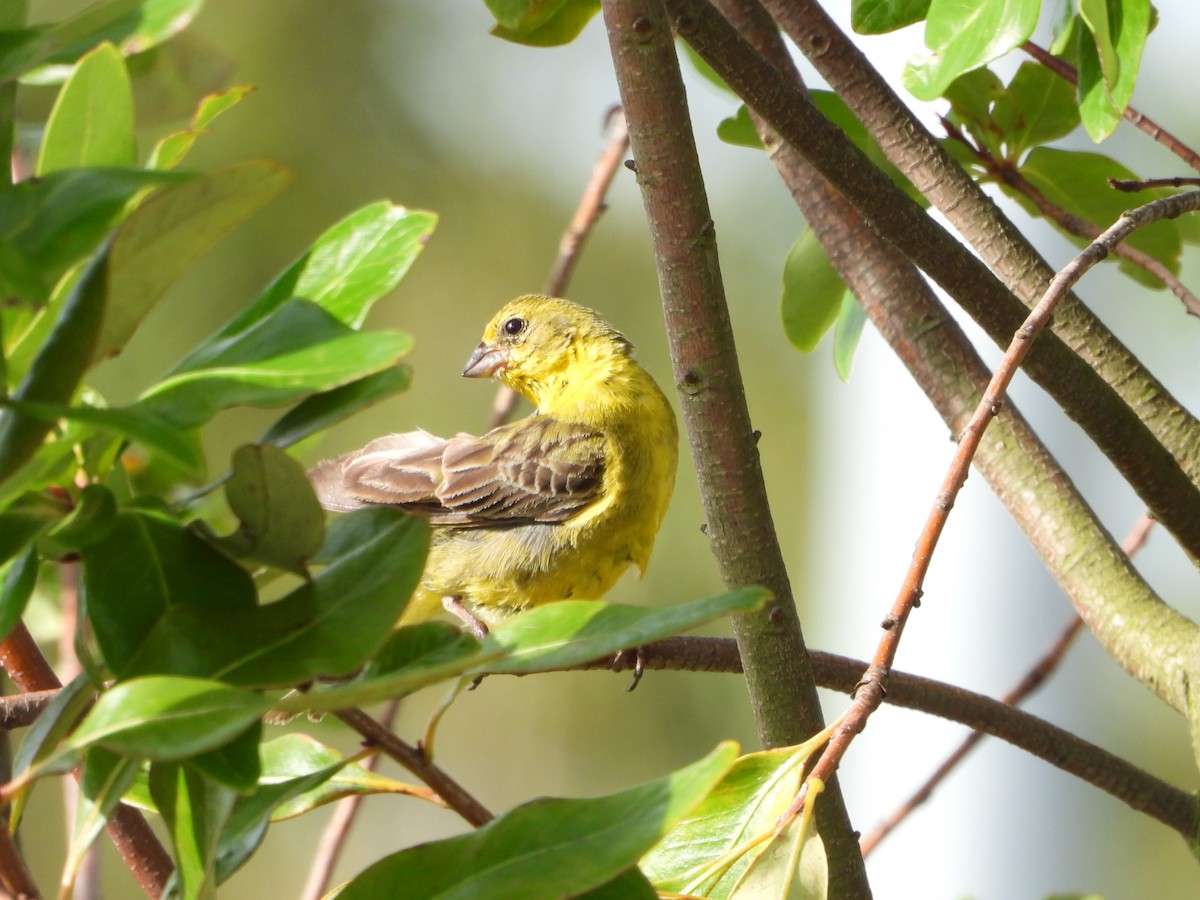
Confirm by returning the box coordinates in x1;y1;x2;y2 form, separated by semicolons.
613;646;646;691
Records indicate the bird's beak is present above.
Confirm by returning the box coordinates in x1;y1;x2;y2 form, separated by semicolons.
462;342;508;378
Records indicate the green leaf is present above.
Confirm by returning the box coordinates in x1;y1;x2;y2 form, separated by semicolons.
204;444;324;576
0;546;39;642
151;761;237;899
491;0;600;47
36;43;135;175
259;366;412;449
8;0;205;84
477;589;768;677
97;160;293;363
209;508;429;687
335;742;739;900
852;0;931;34
42;483;118;551
717;105;764;150
61;748;141;897
781;230;848;354
187;722;263;794
215;734;369;881
1077;0;1150;141
2;398;204;475
575;869;658;900
137;300;414;429
999;61;1079;159
0;168;186;302
1015;147;1180;287
82;508;259;679
148;84;254;170
942;66;1008;159
0;493;65;567
485;0;566;31
85;506;428;687
192;202;436;350
902;0;1039;101
280;621;488;714
13;675;94;785
644;746;816;896
832;294;868;383
260;734;425;821
0;248;109;484
63;676;271;760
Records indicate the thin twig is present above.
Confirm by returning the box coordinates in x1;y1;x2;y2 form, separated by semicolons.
299;699;402;900
490;110;631;429
1111;176;1200;193
859;511;1157;856
1021;41;1200;173
0;622;173;898
789;191;1200;830
948;123;1200;318
333;707;492;828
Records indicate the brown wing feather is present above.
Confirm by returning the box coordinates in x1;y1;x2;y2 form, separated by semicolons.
316;418;605;526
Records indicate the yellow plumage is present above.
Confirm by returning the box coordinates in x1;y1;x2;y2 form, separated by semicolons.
309;295;678;629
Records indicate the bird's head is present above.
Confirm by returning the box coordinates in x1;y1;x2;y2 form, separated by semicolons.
463;295;632;407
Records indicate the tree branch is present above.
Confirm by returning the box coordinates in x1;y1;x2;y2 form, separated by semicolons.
598;1;869;893
0;623;174;898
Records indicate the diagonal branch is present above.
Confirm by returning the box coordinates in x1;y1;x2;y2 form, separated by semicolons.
793;189;1200;832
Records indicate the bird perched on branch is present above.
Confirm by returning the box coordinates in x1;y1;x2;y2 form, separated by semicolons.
309;295;678;637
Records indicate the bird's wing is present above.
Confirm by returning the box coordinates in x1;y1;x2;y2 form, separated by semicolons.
329;418;606;526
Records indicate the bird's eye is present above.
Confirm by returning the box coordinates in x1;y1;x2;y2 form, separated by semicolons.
503;316;527;336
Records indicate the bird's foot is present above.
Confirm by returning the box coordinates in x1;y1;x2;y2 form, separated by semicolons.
442;595;490;641
612;646;646;692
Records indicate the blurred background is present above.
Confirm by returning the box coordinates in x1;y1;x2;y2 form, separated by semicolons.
19;1;1200;897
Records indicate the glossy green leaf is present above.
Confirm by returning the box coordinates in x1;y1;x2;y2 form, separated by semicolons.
279;621;488;714
261;734;427;821
943;66;1007;159
717;105;764;150
0;546;39;642
1016;147;1180;287
187;722;263;794
151;761;237;899
62;748;141;897
644;746;818;897
211;508;429;686
0;248;109;484
485;0;566;30
9;0;205;84
0;493;65;566
902;0;1039;101
998;62;1079;159
63;676;271;760
2;398;203;475
833;294;868;383
36;43;135;175
0;168;185;302
214;734;369;881
148;84;254;170
1077;0;1150;141
86;507;427;687
781;230;848;354
477;589;767;677
194;202;436;351
335;742;739;900
42;483;117;551
204;444;324;576
576;869;658;900
492;0;600;47
13;675;93;785
97;160;292;363
139;300;414;429
852;0;931;34
82;507;259;678
259;366;412;449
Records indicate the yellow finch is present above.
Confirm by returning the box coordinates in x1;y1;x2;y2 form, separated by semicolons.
309;295;678;632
